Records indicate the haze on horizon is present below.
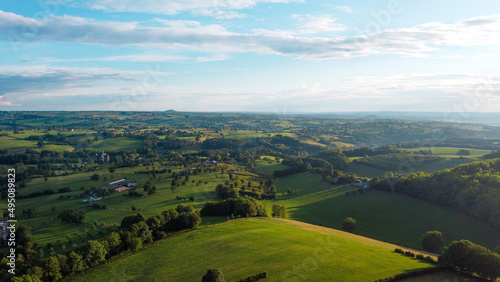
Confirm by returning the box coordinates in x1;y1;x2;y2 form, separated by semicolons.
0;0;500;112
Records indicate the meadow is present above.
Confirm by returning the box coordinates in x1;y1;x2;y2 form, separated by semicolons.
274;173;500;250
11;163;259;252
74;218;434;282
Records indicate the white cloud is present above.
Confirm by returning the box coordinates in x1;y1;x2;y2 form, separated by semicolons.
1;11;500;59
39;53;230;63
292;14;346;34
71;0;301;18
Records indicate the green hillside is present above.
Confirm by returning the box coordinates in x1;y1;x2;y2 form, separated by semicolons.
75;218;434;282
274;173;500;250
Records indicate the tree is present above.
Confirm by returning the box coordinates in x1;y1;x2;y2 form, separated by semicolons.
272;204;287;218
457;149;471;156
43;256;62;281
16;225;37;257
422;231;444;253
202;269;225;282
59;209;85;224
130;238;142;252
90;173;100;181
67;251;84;274
342;217;356;233
439;240;500;280
79;240;107;268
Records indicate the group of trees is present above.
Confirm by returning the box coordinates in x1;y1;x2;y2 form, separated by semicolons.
3;208;201;281
271;204;287;218
439;240;500;280
200;197;267;218
202;269;268;282
215;179;277;200
58;209;85;224
370;158;500;228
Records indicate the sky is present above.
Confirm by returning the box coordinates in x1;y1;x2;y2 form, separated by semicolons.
0;0;500;112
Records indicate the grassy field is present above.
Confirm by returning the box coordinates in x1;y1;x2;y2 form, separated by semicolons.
348;156;482;177
90;138;143;151
255;159;288;176
401;147;492;159
0;136;38;153
11;164;261;252
74;218;434;282
274;173;500;250
345;163;387;178
411;158;476;174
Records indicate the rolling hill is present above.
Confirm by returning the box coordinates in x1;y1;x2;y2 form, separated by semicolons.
74;218;434;282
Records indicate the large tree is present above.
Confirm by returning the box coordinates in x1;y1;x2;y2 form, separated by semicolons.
342;217;357;233
79;240;107;268
422;231;444;253
43;256;62;281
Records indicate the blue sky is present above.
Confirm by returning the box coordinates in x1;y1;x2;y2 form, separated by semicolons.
0;0;500;112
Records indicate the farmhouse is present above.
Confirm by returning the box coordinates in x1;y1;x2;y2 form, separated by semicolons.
107;179;137;192
81;195;102;204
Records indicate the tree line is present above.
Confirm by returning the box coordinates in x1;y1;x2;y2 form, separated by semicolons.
0;207;201;281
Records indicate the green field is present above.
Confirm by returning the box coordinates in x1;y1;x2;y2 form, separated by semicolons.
345;163;387;178
75;218;434;282
255;159;288;176
90;138;143;151
274;173;500;250
402;147;492;159
13;164;260;250
0;135;38;153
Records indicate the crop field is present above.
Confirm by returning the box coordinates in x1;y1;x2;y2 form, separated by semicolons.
274;173;500;250
74;218;434;282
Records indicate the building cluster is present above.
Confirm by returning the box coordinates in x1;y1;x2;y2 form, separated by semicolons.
106;179;137;193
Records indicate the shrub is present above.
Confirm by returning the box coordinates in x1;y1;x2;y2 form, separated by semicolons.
238;272;268;282
202;269;225;282
404;251;415;257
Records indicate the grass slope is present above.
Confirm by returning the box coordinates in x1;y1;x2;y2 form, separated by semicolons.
274;173;500;250
75;218;433;282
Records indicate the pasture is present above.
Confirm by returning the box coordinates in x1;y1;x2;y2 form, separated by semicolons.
274;173;500;250
74;218;434;282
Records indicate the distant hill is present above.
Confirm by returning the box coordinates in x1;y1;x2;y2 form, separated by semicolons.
164;109;177;113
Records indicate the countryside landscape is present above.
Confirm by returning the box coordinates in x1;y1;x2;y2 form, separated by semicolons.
0;111;499;281
2;0;500;281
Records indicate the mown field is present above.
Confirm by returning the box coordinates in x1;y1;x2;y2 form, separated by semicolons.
74;218;434;282
274;173;500;250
